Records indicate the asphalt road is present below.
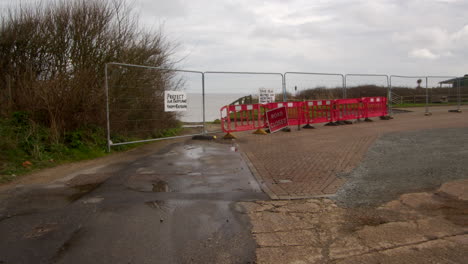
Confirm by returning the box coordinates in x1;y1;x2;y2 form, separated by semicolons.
0;140;267;264
334;127;468;207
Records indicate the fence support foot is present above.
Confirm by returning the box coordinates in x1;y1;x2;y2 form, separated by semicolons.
193;135;216;140
424;112;432;116
303;124;315;129
223;132;236;139
343;120;353;125
380;116;392;120
253;128;268;135
325;122;339;126
448;109;462;113
364;118;373;122
281;127;291;132
335;121;346;125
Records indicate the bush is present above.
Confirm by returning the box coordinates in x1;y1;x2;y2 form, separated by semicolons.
0;0;177;141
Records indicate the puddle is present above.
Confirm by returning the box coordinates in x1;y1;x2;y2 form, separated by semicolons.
82;197;104;204
136;168;157;174
184;146;204;159
152;180;170;192
278;179;292;183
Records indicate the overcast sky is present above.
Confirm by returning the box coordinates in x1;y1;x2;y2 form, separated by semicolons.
2;0;467;77
130;0;467;77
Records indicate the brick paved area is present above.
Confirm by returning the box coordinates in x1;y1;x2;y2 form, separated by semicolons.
237;106;468;199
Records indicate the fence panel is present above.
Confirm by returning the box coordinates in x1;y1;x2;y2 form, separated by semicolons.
390;75;429;114
204;71;284;133
427;76;462;112
105;63;205;151
284;72;345;100
344;74;389;99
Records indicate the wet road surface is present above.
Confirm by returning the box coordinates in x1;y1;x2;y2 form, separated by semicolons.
0;140;267;264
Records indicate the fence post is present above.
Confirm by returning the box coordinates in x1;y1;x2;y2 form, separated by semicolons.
7;74;12;113
425;76;430;116
457;78;461;111
282;74;287;102
202;72;206;134
105;63;111;153
342;74;346;99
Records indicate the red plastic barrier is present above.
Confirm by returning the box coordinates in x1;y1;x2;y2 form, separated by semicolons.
220;97;388;133
220;104;265;133
266;102;304;126
363;97;387;118
302;100;334;124
335;98;363;121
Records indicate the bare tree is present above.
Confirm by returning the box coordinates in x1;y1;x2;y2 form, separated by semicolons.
0;0;178;141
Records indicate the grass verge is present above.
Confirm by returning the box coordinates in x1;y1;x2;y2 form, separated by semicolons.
0;112;181;184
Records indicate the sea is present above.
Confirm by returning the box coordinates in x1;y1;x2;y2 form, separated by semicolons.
180;93;246;122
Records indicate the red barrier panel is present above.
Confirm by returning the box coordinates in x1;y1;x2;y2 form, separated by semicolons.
335;98;363;121
220;104;265;133
363;97;387;118
220;97;388;134
303;100;334;124
266;101;305;126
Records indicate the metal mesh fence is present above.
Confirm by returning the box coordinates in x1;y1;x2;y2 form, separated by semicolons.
105;63;205;150
204;71;283;129
389;75;428;111
284;72;345;100
345;74;389;98
426;76;459;111
104;62;465;149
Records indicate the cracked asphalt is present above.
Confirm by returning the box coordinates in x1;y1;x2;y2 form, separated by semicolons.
0;140;267;264
1;107;468;264
241;179;468;264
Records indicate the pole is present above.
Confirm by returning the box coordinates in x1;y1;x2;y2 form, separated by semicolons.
105;63;111;153
425;77;430;115
385;75;391;116
342;74;346;99
282;74;287;102
202;73;206;134
457;78;461;111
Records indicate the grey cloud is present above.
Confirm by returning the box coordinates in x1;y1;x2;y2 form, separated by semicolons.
3;0;466;76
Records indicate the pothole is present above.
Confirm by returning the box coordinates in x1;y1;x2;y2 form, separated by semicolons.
126;175;173;192
68;183;102;202
24;223;58;239
82;197;104;204
152;180;170;192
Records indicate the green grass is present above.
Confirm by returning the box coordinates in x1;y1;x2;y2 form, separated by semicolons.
0;112;182;184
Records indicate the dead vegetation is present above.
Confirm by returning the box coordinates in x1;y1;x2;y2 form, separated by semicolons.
0;0;179;141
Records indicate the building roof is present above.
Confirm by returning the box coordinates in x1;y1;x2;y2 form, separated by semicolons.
439;75;468;84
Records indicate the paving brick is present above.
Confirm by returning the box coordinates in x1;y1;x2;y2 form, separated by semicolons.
238;108;468;198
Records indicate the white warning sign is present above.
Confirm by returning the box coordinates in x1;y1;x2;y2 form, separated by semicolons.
259;88;275;104
164;91;187;112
